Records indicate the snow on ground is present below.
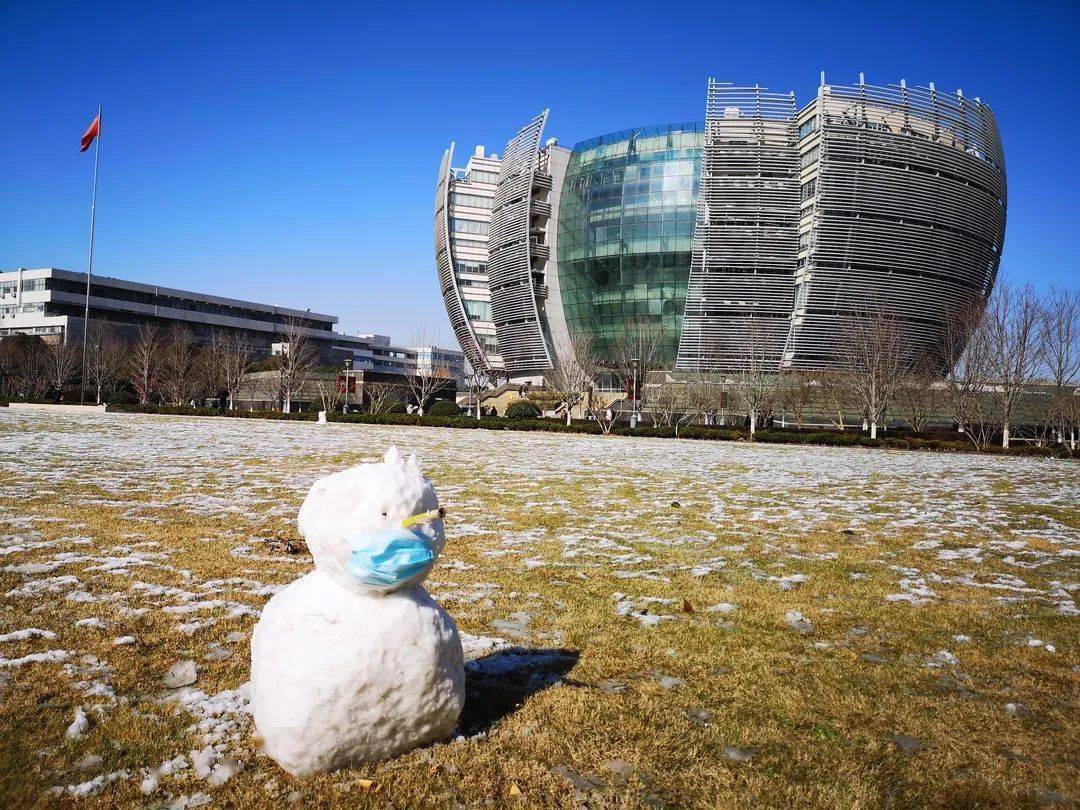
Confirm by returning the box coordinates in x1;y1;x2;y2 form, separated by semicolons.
0;408;1077;804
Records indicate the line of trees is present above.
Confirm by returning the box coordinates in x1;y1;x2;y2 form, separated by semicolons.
542;284;1078;453
0;319;318;410
1;318;465;415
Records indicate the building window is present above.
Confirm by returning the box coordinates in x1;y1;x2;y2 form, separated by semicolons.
20;278;46;293
463;300;492;322
451;238;487;251
467;170;499;185
798;116;818;140
455;261;487;276
451;192;493;209
451;218;489;235
800;144;820;168
801;178;817;201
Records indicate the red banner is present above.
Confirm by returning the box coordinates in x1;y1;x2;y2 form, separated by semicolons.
80;113;100;152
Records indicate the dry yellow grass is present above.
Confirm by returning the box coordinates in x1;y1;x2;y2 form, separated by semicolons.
0;410;1076;808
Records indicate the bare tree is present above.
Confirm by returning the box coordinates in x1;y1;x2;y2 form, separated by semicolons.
778;371;819;428
1;335;46;398
161;325;200;406
130;323;163;405
1064;389;1080;455
1037;287;1079;451
364;380;402;414
548;332;599;427
838;306;911;439
650;375;682;431
816;371;852;430
897;366;941;433
313;377;343;414
44;338;81;395
462;364;494;421
200;331;226;402
85;322;127;404
942;302;997;451
986;283;1041;448
405;330;454;416
273;318;318;413
611;318;667;419
651;372;716;436
211;330;255;410
731;319;779;437
0;340;14;397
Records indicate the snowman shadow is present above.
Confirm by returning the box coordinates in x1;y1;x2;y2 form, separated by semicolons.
457;647;580;736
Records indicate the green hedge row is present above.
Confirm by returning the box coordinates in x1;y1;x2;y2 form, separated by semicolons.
109;404;317;421
328;411;606;434
753;429;1064;456
97;404;1072;457
504;400;542;420
425;400;463;417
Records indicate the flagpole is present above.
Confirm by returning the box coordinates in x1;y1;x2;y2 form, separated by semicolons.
79;105;101;406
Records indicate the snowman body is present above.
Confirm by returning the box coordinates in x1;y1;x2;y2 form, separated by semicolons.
250;447;464;776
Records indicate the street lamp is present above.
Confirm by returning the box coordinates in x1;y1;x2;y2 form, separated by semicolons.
630;357;640;429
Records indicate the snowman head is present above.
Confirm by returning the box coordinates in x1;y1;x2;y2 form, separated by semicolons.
298;446;445;595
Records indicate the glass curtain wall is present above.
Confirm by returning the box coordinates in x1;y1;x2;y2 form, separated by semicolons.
556;123;704;363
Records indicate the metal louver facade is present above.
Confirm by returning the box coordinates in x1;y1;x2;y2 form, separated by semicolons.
434;143;488;373
676;81;799;371
786;80;1007;369
487;111;555;375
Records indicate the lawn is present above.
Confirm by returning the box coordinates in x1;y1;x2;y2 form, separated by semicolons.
0;409;1076;808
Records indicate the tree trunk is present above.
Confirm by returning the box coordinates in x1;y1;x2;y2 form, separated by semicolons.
1002;422;1010;448
870;421;878;439
749;411;757;436
565;406;571;426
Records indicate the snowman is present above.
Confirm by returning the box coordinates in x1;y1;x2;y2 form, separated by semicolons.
250;447;464;777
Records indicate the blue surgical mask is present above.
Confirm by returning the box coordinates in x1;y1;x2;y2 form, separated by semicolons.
344;528;436;590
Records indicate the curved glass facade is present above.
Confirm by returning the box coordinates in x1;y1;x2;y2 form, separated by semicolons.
556;123;704;363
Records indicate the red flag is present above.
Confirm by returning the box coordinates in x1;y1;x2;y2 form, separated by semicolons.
80;113;100;152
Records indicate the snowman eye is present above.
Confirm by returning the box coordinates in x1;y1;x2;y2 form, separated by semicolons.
381;512;388;517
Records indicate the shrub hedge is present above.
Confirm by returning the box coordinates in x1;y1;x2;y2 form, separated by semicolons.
92;404;1074;457
425;400;462;417
504;400;542;420
109;404;317;421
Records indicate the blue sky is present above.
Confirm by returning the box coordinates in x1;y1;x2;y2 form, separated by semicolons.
2;1;1077;343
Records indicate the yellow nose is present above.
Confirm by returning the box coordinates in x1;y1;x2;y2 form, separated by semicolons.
401;508;444;529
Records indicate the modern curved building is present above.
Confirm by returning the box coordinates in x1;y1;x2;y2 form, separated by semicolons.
435;75;1006;382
